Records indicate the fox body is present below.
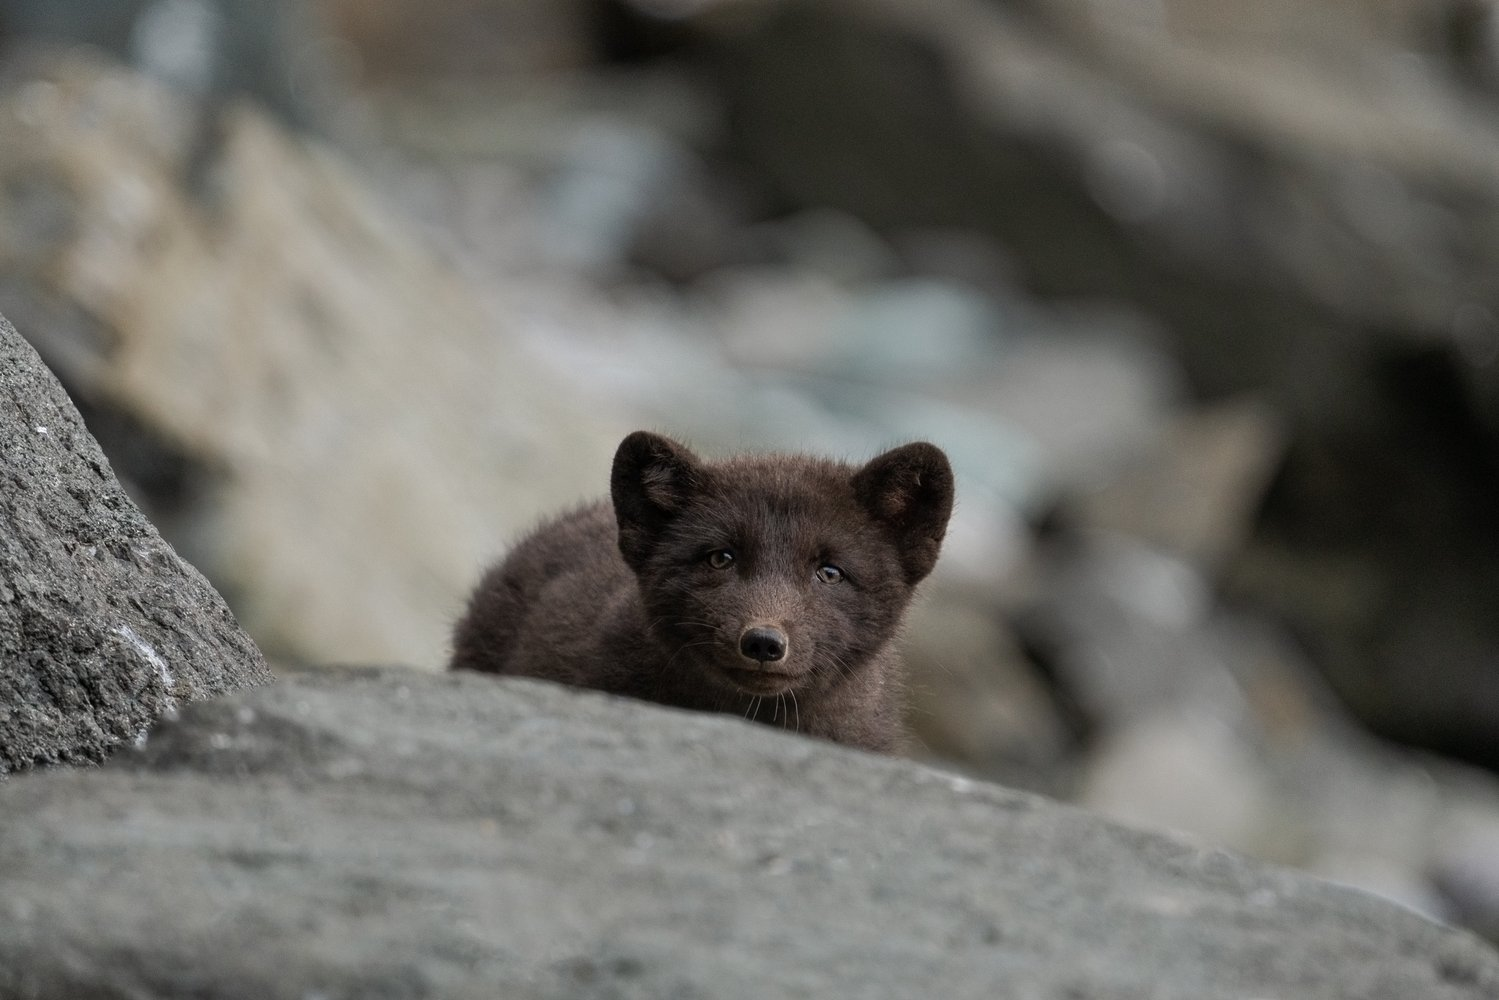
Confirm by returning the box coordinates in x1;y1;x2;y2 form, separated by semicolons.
450;431;954;752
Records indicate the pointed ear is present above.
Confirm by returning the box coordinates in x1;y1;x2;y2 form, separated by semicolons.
852;442;954;585
611;431;702;571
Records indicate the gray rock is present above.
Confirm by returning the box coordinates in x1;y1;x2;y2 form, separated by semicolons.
2;666;1496;999
0;311;269;775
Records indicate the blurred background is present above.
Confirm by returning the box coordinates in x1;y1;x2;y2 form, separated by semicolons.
2;0;1499;941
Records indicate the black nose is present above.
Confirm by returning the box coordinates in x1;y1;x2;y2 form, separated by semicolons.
739;626;788;663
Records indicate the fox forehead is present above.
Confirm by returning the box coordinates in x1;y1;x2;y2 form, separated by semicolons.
668;478;879;557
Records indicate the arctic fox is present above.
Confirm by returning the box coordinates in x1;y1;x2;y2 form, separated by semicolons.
450;431;953;752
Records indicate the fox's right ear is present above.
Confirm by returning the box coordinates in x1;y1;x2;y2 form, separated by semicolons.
611;431;701;571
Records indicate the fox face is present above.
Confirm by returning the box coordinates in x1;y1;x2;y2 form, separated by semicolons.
610;432;954;699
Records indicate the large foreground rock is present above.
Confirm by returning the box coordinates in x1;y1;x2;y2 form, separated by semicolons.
2;668;1495;999
0;313;269;774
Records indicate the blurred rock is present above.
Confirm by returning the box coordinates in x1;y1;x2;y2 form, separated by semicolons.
903;584;1073;793
751;207;903;285
1065;396;1284;569
0;310;269;775
1014;517;1499;938
831;277;1008;379
1018;532;1229;728
366;67;728;280
1233;346;1499;769
0;0;353;134
0;53;628;668
626;150;752;282
322;0;597;81
1052;0;1469;62
1434;818;1499;941
1078;706;1275;853
703;270;1180;505
656;0;1499;775
4;666;1499;998
0;1;153;59
130;0;220;98
538;118;691;274
700;0;1499;391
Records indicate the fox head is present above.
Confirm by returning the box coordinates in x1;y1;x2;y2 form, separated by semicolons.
610;431;954;698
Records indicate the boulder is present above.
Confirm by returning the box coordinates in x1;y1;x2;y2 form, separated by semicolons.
0;311;269;775
2;666;1497;999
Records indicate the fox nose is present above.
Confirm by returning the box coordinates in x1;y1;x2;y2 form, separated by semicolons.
739;626;788;663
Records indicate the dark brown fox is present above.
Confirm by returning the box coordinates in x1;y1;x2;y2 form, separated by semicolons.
450;431;953;752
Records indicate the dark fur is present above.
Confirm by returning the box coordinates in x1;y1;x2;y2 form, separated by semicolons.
450;431;954;752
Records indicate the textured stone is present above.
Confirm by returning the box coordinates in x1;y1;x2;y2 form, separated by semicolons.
1;667;1497;999
0;311;269;774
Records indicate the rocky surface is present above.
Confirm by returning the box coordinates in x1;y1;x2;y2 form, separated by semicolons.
4;0;1499;951
2;666;1497;1000
0;310;269;774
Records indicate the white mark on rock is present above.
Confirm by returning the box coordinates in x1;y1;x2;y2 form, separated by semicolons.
116;624;176;699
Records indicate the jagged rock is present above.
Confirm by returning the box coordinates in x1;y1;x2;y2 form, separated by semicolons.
2;666;1497;999
0;311;269;775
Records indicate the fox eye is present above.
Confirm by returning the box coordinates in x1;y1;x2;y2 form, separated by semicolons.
815;564;845;584
705;549;735;570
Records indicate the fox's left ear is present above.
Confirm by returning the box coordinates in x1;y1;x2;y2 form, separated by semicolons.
853;442;954;585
